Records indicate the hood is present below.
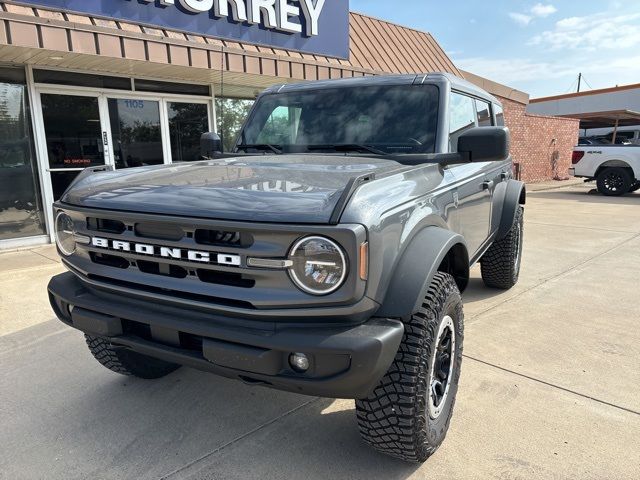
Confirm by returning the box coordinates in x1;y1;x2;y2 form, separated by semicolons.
61;155;401;224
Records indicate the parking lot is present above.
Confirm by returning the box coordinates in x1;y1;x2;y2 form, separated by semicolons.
1;182;639;480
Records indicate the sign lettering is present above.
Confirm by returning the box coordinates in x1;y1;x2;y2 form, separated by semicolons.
15;0;349;58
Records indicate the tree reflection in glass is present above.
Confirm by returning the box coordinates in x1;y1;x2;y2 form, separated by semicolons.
109;98;164;169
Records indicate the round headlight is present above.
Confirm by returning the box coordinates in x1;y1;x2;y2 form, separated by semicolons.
288;236;347;295
55;212;76;256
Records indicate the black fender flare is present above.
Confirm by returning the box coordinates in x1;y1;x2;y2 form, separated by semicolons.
492;179;526;240
376;227;469;319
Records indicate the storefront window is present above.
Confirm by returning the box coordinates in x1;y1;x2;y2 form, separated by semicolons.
215;98;254;151
0;67;46;240
168;102;209;162
109;98;164;169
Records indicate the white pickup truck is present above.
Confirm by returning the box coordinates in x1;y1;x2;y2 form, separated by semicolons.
570;146;640;196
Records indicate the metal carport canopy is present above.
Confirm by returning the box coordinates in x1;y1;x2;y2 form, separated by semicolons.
560;109;640;130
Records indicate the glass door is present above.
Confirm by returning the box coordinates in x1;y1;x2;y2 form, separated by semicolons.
108;98;164;169
39;92;111;200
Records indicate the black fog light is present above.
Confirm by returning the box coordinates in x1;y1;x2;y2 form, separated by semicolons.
55;212;76;256
289;353;310;373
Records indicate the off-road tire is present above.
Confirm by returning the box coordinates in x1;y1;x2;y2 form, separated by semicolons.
85;335;180;379
596;167;633;196
356;272;464;463
481;206;524;290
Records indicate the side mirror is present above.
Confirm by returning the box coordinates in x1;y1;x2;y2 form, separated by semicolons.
200;132;223;158
457;127;510;162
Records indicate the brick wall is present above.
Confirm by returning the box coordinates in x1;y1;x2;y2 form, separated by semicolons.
499;97;580;183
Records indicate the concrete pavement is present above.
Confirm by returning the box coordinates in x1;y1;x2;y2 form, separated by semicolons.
0;245;64;336
1;183;639;479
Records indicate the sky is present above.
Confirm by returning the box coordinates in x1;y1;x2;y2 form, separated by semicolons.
348;0;640;98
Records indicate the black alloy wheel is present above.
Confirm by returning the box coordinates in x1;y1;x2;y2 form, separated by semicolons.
597;167;632;196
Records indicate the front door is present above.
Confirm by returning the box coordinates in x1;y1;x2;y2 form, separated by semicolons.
448;92;493;257
451;163;493;257
38;92;112;202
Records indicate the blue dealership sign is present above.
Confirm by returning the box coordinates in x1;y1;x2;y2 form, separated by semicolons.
17;0;350;59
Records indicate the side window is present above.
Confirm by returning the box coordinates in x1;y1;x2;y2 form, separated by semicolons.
494;104;505;127
475;99;492;127
257;106;302;145
449;92;477;152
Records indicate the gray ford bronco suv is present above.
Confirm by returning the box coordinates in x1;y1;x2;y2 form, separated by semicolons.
48;73;525;462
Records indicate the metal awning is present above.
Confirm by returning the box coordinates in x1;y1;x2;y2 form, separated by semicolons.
560;110;640;130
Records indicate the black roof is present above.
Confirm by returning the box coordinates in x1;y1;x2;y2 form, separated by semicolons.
263;72;500;105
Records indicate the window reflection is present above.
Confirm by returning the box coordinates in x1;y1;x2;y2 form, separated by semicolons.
494;104;505;127
475;99;492;127
0;70;46;240
216;97;255;152
41;94;104;169
449;93;477;152
168;102;209;162
109;98;164;169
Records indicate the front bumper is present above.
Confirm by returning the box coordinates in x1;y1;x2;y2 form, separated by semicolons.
48;272;404;399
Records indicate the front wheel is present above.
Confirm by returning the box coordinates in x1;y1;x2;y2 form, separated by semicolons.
356;272;464;463
596;167;633;196
85;335;181;379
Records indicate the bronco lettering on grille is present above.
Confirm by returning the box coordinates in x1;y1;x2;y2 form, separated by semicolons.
90;237;241;266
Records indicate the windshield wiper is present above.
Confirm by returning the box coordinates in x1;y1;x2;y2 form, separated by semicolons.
306;144;386;155
236;144;282;154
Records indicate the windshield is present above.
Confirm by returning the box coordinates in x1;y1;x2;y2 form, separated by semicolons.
240;84;439;155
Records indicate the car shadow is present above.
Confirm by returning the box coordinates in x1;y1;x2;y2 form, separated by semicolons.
176;397;424;479
46;365;422;480
462;276;505;304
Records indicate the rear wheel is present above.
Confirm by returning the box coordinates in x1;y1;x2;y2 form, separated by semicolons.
356;272;464;463
85;335;180;379
481;206;524;289
596;167;633;196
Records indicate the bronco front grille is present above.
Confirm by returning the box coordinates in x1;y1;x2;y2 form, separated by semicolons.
60;207;365;311
195;228;249;248
87;217;126;234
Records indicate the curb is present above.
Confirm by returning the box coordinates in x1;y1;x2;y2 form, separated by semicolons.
527;180;587;193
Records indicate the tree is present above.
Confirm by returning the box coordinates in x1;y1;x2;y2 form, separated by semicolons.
215;98;254;151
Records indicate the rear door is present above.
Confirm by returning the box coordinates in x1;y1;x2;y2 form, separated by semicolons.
447;92;494;258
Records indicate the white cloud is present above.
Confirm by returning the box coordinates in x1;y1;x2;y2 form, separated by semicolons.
556;16;581;29
530;12;640;50
531;3;558;18
509;12;533;26
510;3;557;26
456;57;572;84
456;54;640;91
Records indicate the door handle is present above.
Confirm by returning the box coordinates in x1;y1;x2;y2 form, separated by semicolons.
482;181;494;190
500;171;509;181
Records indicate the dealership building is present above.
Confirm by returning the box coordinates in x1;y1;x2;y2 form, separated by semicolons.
0;0;578;249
